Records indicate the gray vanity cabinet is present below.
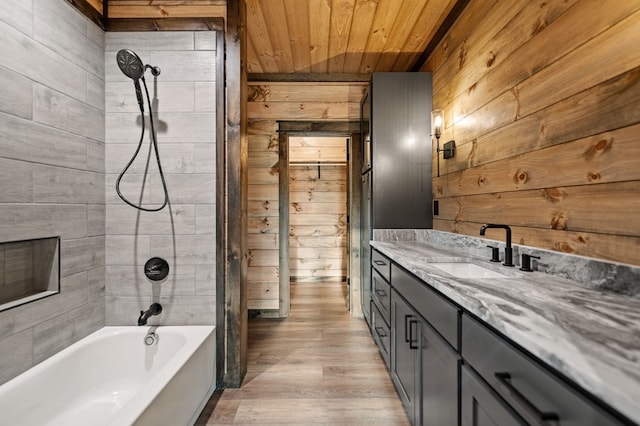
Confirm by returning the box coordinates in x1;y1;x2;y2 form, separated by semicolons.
391;264;460;426
462;314;625;426
360;72;433;326
371;248;632;426
391;289;420;424
371;250;392;369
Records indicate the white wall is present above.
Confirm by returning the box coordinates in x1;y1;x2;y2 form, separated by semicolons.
0;0;105;384
104;32;217;325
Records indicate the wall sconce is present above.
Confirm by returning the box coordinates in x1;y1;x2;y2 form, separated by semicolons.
432;109;443;141
431;109;455;177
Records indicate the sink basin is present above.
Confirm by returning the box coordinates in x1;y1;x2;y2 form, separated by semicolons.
429;262;509;279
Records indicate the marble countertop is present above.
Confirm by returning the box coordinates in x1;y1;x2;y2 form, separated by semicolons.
370;240;640;424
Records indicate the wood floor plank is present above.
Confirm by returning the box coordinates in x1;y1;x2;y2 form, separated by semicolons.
196;281;409;425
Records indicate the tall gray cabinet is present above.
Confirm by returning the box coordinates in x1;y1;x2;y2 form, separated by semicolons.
361;72;433;325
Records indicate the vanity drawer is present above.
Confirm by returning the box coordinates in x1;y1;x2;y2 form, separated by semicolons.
372;249;391;282
372;269;391;325
371;300;391;369
392;264;459;350
462;314;624;426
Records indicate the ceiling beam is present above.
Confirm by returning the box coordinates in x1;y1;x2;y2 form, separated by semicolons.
65;0;106;29
410;0;471;72
107;17;223;31
107;1;226;19
248;73;371;83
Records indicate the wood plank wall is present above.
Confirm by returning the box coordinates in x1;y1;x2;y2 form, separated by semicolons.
248;120;280;310
423;0;640;266
289;137;347;283
247;82;366;311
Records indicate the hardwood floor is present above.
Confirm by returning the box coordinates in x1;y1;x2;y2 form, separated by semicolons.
196;281;410;425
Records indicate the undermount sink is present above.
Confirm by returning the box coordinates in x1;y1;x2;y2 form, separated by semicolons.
429;262;509;279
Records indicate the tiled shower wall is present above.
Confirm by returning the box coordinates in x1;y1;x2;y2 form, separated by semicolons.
0;0;106;384
104;32;217;325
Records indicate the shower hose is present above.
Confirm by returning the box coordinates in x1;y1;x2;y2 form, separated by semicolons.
115;76;169;212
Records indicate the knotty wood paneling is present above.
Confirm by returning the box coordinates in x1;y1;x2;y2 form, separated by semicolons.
426;0;640;265
247;82;363;313
245;0;456;75
288;133;347;284
247;82;367;121
247;119;280;310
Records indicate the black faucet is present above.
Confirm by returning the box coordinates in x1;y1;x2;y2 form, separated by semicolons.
138;303;162;326
480;224;514;267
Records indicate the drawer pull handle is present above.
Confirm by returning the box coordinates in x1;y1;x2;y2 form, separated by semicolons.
375;326;387;338
408;319;419;350
404;315;412;342
375;289;387;297
494;372;559;424
374;260;387;266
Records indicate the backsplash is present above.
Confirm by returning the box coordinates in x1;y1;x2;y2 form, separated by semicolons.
373;229;640;297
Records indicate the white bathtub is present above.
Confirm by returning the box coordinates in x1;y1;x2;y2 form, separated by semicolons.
0;326;216;426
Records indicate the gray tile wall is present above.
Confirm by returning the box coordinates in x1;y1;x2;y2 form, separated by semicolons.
104;32;217;326
0;0;106;384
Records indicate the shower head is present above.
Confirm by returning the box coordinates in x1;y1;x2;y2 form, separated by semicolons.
116;49;145;80
116;49;162;80
116;49;161;112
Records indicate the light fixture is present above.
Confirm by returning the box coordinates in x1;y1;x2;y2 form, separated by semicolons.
431;109;455;177
431;109;443;141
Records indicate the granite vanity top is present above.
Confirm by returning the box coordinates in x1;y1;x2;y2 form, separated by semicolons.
370;240;640;424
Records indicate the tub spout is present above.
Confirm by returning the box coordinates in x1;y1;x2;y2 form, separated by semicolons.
138;303;162;326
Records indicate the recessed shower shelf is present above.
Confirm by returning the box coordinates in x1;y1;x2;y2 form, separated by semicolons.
0;237;60;312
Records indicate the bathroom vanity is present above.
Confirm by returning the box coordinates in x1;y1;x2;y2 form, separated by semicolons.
368;238;640;426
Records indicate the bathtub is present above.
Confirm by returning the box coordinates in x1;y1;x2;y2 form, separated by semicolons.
0;326;216;426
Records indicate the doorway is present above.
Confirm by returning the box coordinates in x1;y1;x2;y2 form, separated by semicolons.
245;121;361;318
270;122;362;318
288;135;349;305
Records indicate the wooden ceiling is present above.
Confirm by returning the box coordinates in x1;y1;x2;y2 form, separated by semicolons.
246;0;458;78
77;0;462;78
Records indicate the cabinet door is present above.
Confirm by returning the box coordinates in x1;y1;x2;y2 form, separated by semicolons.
461;365;525;426
372;269;391;324
420;321;459;426
370;73;433;229
371;301;391;370
391;290;419;424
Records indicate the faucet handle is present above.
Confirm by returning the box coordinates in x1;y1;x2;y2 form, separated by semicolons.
487;245;500;262
520;253;541;272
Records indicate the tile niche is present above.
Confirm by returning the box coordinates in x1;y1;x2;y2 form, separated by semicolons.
0;237;60;311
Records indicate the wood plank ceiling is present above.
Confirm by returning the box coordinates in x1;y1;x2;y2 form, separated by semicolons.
246;0;458;78
87;0;460;79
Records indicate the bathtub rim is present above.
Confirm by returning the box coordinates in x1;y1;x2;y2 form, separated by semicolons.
0;325;216;426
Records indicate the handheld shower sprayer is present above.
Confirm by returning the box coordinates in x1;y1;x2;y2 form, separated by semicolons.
116;49;161;112
115;49;168;212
